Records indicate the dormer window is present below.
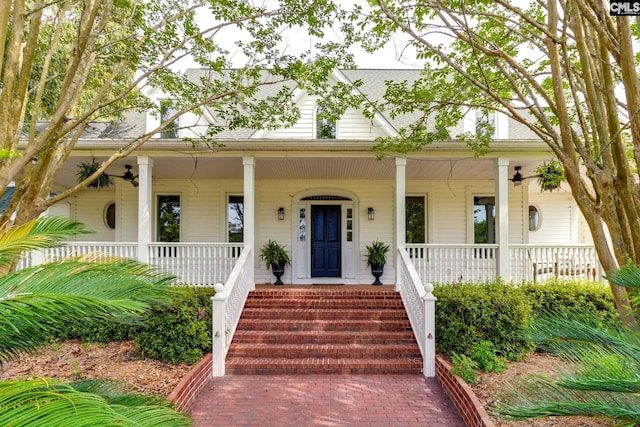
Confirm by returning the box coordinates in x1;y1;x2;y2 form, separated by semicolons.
475;109;495;138
316;105;336;139
160;100;179;138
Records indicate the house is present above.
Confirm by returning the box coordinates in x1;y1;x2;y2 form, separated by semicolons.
38;69;600;287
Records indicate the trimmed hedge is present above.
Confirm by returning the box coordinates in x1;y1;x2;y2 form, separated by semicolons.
433;280;619;361
434;282;534;361
519;279;618;325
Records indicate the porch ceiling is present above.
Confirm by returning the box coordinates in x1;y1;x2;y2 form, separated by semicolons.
56;156;543;189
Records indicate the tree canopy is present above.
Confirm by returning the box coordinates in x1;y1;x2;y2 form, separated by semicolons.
0;0;356;225
357;0;640;325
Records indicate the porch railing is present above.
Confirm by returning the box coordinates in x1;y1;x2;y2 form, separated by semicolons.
407;244;498;283
407;243;602;284
211;245;253;376
509;245;603;282
42;242;138;261
148;243;243;286
397;247;436;378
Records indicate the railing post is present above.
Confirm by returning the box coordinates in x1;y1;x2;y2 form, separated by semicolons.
422;282;436;378
212;283;227;377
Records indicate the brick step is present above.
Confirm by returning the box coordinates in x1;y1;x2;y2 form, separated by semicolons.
227;343;422;359
240;307;410;321
226;357;423;375
243;298;404;309
231;330;418;345
236;318;413;332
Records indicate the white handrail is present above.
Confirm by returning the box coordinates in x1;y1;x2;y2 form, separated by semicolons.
211;245;253;377
397;247;436;378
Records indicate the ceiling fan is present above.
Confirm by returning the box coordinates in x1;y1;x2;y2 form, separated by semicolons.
116;165;139;187
510;166;538;186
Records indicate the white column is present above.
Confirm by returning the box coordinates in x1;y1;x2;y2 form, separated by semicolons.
243;156;255;289
423;282;436;378
395;157;407;291
495;158;510;280
137;156;153;264
211;292;226;376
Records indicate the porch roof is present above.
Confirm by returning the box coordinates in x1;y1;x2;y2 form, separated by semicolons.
56;138;552;188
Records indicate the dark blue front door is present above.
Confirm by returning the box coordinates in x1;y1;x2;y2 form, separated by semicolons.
311;205;341;277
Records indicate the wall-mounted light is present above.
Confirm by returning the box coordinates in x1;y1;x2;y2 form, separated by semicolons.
277;207;285;220
368;207;375;220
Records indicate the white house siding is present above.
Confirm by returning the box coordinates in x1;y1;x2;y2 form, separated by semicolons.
257;94;389;140
71;189;116;241
528;191;577;244
116;179;243;242
407;180;525;244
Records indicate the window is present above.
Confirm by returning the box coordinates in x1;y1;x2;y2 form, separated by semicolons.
104;202;116;230
157;195;180;242
529;205;541;231
160;100;179;138
228;195;244;242
406;196;426;243
474;196;495;244
475;110;495;138
316;105;336;139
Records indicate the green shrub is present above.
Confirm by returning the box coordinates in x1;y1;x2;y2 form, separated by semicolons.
134;287;216;365
519;280;618;326
469;340;507;373
56;319;138;343
451;353;480;383
434;281;534;361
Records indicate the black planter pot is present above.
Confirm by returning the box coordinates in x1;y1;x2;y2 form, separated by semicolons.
370;263;384;285
271;259;286;285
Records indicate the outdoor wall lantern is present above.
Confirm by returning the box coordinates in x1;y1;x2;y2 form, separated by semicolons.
278;207;285;220
368;207;375;220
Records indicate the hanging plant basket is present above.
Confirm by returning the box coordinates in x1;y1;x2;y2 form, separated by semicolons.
77;161;113;189
535;160;565;192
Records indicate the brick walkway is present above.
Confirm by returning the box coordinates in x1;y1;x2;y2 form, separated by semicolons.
189;374;465;427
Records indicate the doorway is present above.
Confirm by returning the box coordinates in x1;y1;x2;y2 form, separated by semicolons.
311;205;341;277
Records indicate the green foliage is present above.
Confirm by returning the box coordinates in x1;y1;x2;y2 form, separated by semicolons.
76;161;114;189
520;280;618;327
365;240;390;266
134;287;216;365
469;340;507;373
534;160;566;192
434;282;534;361
56;319;138;344
259;240;291;269
0;378;192;427
451;341;507;384
451;353;480;383
0;217;187;424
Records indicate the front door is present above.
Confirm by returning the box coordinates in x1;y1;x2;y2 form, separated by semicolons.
311;205;341;277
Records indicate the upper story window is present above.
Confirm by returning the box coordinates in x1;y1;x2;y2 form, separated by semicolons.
475;110;496;138
316;105;336;139
160;100;179;138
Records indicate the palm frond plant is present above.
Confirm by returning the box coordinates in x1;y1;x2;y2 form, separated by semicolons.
0;216;192;426
495;264;640;425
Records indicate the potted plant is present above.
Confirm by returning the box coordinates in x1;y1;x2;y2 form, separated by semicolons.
259;239;291;285
366;240;390;285
77;160;113;189
535;160;565;192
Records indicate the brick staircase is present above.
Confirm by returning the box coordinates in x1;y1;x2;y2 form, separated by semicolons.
225;287;423;374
